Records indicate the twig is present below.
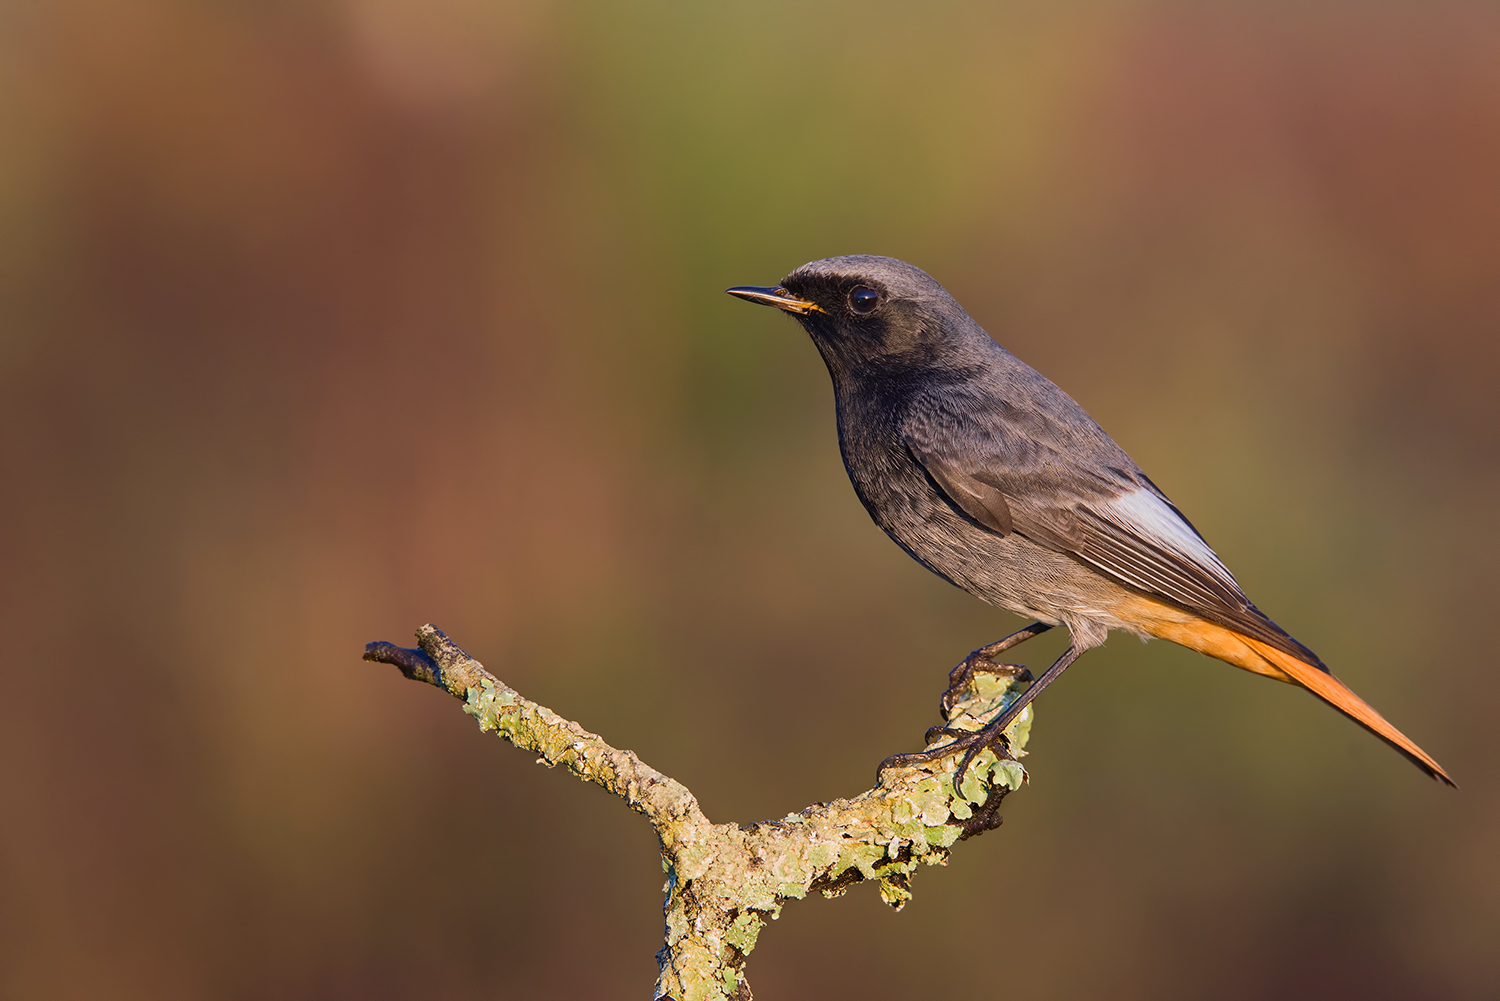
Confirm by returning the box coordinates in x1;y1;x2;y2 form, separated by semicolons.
365;625;1035;1000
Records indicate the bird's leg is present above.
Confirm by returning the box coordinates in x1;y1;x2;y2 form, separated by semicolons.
939;621;1052;719
880;644;1084;795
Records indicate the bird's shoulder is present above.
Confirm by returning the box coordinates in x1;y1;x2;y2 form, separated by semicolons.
897;355;1139;503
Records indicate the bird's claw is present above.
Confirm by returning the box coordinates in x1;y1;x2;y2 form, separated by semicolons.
940;649;1032;719
924;724;967;745
877;718;1018;796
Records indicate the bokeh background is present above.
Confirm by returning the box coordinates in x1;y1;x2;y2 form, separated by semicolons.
3;1;1498;997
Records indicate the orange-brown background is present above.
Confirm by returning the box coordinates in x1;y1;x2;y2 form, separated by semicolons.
2;2;1497;998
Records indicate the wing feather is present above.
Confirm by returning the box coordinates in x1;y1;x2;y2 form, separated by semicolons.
902;402;1324;669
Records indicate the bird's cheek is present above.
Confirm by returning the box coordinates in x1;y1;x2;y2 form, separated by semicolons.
880;324;921;356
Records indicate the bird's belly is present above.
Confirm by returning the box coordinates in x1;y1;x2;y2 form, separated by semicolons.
868;481;1138;642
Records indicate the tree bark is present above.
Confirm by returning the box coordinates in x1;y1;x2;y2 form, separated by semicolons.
365;625;1035;1000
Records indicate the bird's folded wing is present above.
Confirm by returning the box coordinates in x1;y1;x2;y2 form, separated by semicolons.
906;441;1014;536
903;422;1324;669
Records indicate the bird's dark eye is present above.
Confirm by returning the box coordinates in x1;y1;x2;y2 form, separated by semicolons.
849;285;880;314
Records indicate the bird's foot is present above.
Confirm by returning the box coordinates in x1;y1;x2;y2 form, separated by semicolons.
876;720;1018;796
940;647;1032;720
878;645;1035;795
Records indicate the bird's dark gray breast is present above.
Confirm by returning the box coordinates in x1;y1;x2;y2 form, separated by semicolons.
831;371;995;591
834;374;916;508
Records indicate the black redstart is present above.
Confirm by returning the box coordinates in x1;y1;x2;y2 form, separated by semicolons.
728;255;1452;787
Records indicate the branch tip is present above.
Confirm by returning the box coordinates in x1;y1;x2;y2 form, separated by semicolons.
363;640;443;687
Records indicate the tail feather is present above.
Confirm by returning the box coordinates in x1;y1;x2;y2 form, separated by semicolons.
1240;636;1456;788
1134;603;1455;786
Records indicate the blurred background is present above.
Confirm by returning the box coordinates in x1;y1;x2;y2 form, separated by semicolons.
2;0;1498;997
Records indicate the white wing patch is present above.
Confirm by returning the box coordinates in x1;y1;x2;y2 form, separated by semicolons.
1094;488;1241;594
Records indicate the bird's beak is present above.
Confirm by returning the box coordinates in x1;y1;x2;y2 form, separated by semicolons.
725;285;823;315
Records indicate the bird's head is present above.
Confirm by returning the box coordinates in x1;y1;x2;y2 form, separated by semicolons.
728;255;985;377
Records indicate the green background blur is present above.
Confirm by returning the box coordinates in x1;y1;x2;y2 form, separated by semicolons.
3;1;1498;998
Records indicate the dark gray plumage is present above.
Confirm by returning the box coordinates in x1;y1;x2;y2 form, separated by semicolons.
727;255;1452;786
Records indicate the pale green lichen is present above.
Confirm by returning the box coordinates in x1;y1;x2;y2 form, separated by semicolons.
878;876;913;908
461;677;516;731
924;824;961;848
650;660;1036;992
724;910;763;954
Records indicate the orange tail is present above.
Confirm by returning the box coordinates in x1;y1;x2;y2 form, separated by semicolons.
1141;610;1455;786
1240;635;1455;787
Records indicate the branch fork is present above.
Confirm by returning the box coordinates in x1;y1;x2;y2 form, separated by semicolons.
365;625;1035;1001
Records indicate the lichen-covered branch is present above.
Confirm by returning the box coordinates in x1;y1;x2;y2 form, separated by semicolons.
364;625;1035;1001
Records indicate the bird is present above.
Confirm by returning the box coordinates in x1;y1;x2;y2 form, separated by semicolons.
727;254;1453;788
